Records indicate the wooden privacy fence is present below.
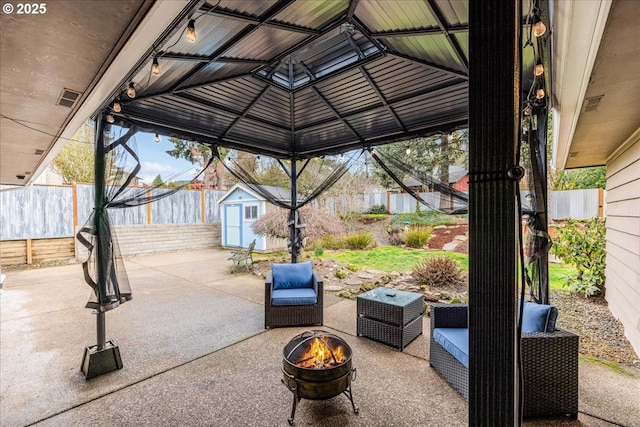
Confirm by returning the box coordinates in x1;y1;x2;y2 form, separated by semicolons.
0;184;224;265
0;184;604;265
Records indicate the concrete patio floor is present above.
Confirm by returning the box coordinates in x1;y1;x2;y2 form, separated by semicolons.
1;249;638;426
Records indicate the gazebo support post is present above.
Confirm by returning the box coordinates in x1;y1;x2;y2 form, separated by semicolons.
81;113;122;380
469;0;520;425
289;158;298;263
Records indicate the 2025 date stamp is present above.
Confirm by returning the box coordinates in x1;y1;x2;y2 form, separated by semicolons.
3;3;47;15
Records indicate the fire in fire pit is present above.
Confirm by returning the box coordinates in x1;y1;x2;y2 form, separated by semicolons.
282;330;358;425
295;336;346;369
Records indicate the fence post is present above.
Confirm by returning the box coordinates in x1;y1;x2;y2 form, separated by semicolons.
147;188;152;224
598;188;604;217
26;238;32;265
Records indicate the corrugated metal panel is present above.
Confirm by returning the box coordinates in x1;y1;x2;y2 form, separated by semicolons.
186;77;265;113
393;87;468;128
435;0;469;26
0;185;73;240
366;56;459;101
384;36;464;73
205;190;223;222
346;108;400;138
227;118;291;147
274;0;347;29
550;189;601;219
294;88;337;127
296;122;354;150
357;1;438;32
77;185;148;227
248;87;292;129
177;62;257;89
151;189;201;224
219;0;278;17
316;70;379;114
225;27;308;61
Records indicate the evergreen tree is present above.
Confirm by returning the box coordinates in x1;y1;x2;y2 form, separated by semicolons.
152;174;165;187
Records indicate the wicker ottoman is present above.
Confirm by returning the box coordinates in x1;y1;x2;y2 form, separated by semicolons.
357;288;423;350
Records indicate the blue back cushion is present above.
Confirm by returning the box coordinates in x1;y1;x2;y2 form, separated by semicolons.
272;261;313;290
521;301;558;333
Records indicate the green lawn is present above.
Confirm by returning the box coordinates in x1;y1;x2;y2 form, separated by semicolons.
317;246;573;290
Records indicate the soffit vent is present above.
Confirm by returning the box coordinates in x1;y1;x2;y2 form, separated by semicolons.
56;88;82;108
583;95;604;113
34;148;45;155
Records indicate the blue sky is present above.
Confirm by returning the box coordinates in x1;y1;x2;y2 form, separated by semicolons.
133;132;199;185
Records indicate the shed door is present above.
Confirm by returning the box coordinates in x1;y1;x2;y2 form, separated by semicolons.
225;204;241;247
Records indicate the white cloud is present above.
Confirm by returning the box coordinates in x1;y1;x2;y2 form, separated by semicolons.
138;161;198;185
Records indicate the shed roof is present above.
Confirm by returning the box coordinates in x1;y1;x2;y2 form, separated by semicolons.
218;182;290;204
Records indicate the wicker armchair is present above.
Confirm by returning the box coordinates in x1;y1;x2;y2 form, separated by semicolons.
264;262;323;329
429;303;578;419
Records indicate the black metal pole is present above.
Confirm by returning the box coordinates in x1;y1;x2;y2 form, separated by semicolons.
290;158;298;263
81;113;123;379
94;114;107;350
469;0;520;425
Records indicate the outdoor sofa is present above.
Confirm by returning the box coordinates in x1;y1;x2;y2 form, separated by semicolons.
430;302;578;419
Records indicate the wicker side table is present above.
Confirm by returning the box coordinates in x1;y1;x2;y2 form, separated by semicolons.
356;288;423;350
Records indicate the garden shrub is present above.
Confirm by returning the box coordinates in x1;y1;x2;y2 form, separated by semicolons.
366;204;388;214
335;269;348;279
412;256;467;288
344;231;374;249
388;233;405;246
252;205;346;240
405;226;432;248
314;235;345;250
314;247;324;256
551;217;606;297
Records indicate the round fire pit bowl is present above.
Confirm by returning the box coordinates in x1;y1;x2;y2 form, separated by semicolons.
281;330;358;425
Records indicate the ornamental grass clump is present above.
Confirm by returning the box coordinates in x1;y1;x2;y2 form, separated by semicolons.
405;226;432;248
412;256;467;288
344;231;374;249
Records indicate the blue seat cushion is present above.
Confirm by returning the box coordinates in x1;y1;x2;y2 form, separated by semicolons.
521;301;558;333
433;328;469;368
271;288;317;306
272;261;313;290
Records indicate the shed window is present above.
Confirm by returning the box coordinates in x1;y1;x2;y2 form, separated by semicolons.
244;205;258;220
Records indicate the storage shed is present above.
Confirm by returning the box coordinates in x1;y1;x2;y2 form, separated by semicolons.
218;184;289;252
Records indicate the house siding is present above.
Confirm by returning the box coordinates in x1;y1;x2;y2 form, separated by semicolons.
605;135;640;356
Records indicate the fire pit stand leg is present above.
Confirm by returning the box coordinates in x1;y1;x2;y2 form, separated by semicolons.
282;371;301;425
344;368;359;415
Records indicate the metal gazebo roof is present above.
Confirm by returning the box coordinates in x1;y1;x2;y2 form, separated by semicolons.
110;0;470;159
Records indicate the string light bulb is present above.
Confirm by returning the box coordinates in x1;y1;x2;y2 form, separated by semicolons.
106;114;115;124
186;19;197;43
154;133;160;143
151;57;161;76
534;60;544;77
405;145;411;155
536;88;545;99
532;11;546;37
112;100;121;113
126;82;136;99
339;153;344;162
